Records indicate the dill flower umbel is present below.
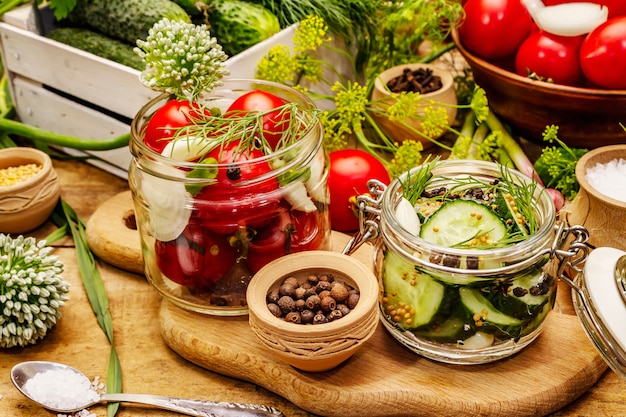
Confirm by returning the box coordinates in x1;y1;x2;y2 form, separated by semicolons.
0;234;70;348
135;18;230;101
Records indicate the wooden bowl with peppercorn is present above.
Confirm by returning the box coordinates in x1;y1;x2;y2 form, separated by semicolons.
370;63;458;149
246;250;379;372
0;147;60;234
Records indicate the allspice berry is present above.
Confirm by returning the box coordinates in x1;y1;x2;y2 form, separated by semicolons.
266;273;360;325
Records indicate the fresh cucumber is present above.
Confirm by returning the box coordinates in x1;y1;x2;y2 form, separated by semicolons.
459;287;523;339
65;0;190;45
381;251;446;329
420;199;508;248
46;27;145;70
203;0;281;56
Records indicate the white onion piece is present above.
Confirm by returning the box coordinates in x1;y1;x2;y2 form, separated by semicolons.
139;165;192;241
459;332;495;350
161;136;213;161
535;3;608;36
395;197;421;236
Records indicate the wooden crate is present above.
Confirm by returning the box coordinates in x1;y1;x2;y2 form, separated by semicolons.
0;4;297;178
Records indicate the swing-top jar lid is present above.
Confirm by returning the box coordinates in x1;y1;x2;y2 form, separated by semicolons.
574;246;626;379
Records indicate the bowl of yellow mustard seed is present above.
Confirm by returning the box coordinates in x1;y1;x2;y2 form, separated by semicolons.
0;148;60;233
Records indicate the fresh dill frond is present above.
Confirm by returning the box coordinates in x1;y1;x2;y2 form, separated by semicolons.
399;156;440;205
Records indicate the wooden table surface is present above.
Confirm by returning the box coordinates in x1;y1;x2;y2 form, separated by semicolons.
1;156;625;417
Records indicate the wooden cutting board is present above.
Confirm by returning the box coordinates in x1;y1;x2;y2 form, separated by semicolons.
87;191;607;417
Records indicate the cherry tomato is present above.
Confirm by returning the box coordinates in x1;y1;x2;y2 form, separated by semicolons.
155;223;236;289
144;99;209;153
543;0;626;18
580;16;626;89
459;0;533;60
328;149;390;233
244;206;327;273
515;31;585;86
225;90;289;150
194;141;281;233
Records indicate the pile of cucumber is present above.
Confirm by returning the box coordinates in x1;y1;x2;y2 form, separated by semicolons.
43;0;281;69
381;179;556;350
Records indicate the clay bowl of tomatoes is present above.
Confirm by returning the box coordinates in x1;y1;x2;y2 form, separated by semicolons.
246;251;379;372
453;0;626;149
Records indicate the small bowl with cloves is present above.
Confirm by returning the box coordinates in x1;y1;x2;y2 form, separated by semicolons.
246;250;379;372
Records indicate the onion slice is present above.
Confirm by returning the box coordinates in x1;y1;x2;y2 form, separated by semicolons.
524;1;608;36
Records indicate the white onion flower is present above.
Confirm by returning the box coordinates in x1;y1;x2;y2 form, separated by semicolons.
0;234;70;348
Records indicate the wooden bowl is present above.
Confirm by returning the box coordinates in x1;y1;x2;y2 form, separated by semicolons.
452;29;626;149
246;251;379;372
0;148;60;234
370;63;458;149
566;144;626;251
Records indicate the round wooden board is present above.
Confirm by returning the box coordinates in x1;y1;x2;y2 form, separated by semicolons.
87;191;607;416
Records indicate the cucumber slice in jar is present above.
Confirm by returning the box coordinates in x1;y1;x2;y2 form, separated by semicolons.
459;287;523;339
420;199;508;248
489;267;555;319
382;251;446;329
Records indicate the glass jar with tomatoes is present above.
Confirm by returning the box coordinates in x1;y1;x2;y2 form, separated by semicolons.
129;80;331;316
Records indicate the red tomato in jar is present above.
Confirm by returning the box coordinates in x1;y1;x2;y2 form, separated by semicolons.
329;149;390;232
543;0;626;18
515;31;585;86
155;223;236;289
459;0;533;60
580;16;626;89
193;140;281;233
144;99;210;153
244;207;327;273
225;90;289;151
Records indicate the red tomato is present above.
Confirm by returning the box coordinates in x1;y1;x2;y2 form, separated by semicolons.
144;99;209;153
459;0;533;60
194;141;281;233
580;16;626;89
329;149;390;232
244;207;328;273
155;223;236;289
543;0;626;18
515;31;585;86
226;90;289;150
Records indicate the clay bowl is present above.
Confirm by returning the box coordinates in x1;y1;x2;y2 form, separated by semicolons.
246;251;379;372
452;29;626;149
370;63;458;149
566;144;626;251
0;148;60;234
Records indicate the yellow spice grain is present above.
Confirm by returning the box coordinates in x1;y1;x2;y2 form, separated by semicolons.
0;163;42;186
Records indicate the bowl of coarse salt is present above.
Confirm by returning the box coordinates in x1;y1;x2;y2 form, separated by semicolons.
567;144;626;251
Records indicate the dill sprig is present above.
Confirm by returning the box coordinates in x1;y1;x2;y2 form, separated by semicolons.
163;101;320;160
399;157;440;205
255;15;486;179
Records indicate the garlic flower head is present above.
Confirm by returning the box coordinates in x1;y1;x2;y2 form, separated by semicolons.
135;18;230;102
0;234;70;348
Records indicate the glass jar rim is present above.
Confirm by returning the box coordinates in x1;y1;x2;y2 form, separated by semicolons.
380;159;556;272
129;79;322;176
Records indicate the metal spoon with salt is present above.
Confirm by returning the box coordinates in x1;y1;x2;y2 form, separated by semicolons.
11;361;285;417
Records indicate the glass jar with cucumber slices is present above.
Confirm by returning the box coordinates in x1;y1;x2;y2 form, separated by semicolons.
353;159;565;364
